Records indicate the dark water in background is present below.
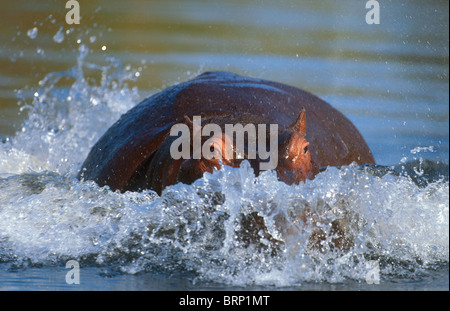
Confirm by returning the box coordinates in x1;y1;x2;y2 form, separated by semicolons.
0;0;448;291
1;0;449;166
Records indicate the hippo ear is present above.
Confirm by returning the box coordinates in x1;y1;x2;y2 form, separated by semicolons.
289;108;307;137
184;115;193;128
184;115;201;146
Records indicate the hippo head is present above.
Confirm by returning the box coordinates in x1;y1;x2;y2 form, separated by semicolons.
175;109;319;187
276;108;319;184
175;116;237;185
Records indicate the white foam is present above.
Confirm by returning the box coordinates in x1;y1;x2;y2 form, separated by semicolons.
0;48;448;285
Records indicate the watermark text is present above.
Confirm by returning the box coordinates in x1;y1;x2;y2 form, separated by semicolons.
66;0;80;24
365;0;380;24
365;260;380;284
169;116;279;170
65;260;80;284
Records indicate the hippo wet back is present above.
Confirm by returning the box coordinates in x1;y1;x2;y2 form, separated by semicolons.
78;71;375;194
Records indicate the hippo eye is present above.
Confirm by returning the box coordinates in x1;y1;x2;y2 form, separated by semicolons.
209;143;222;158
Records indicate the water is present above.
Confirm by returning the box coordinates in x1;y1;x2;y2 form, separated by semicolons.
0;0;448;291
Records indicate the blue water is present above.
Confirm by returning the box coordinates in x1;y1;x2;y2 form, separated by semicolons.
0;0;448;291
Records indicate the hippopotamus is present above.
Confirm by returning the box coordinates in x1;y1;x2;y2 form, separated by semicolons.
78;71;375;195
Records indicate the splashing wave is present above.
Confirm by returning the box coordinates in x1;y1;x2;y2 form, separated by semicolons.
0;47;448;286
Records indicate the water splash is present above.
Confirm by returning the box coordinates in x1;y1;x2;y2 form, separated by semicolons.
27;27;38;39
0;160;447;285
1;44;140;177
0;48;448;286
53;26;64;43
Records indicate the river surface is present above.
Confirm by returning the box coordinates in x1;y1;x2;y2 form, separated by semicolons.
0;0;448;291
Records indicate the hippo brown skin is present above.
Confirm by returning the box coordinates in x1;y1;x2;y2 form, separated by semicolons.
78;71;375;195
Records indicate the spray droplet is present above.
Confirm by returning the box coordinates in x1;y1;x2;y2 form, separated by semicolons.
27;27;38;39
53;27;65;43
36;48;45;56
